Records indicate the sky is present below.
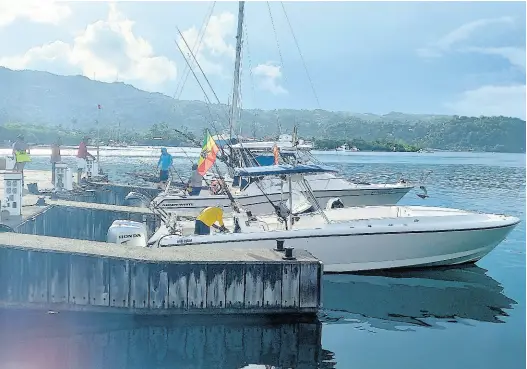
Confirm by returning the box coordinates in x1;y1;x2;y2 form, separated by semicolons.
0;0;525;119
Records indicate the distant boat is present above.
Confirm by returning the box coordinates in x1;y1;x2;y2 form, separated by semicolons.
110;141;129;148
335;144;359;152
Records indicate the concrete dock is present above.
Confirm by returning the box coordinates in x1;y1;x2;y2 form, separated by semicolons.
0;170;159;230
15;200;160;241
1;169;323;318
0;233;322;316
59;181;161;207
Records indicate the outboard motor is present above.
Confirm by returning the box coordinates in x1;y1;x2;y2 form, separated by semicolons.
107;220;148;247
326;197;344;210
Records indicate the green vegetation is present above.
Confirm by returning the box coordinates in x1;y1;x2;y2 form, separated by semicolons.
314;115;527;153
0;67;525;153
313;138;421;152
0;122;197;147
1;123;419;152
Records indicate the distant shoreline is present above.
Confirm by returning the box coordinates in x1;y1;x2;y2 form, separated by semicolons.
0;145;524;156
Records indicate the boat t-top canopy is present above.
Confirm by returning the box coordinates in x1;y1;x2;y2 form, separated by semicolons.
235;164;338;177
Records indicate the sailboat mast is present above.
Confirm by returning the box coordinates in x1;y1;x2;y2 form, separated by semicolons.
228;1;245;141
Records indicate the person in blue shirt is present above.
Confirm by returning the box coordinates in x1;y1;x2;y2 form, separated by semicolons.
157;147;173;189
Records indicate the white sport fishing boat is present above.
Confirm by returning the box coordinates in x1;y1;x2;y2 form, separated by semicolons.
152;171;413;217
110;164;520;273
152;132;414;216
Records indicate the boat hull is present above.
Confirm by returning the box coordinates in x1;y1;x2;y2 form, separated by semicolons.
155;185;413;216
156;218;519;273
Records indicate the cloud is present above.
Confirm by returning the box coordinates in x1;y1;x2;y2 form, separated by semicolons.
176;11;235;76
252;62;287;95
445;84;526;119
0;4;176;92
0;41;79;76
419;15;525;120
464;46;526;69
417;16;515;58
0;0;71;27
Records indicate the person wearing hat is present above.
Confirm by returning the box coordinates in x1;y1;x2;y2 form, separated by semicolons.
157;147;173;190
187;163;203;196
11;134;31;186
77;136;95;184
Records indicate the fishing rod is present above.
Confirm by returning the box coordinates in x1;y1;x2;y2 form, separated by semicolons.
168;163;187;188
173;128;231;165
175;147;213;189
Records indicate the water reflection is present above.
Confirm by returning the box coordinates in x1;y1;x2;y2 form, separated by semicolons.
321;265;517;331
0;313;335;369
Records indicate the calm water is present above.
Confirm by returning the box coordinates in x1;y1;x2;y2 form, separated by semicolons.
2;149;525;369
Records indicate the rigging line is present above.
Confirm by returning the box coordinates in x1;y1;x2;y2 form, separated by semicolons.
265;3;285;137
237;47;245;136
176;26;230;118
175;26;239;157
172;39;221;127
172;38;226;140
266;2;285;73
175;28;240;158
173;1;216;100
279;1;321;109
175;12;215;100
172;36;240;207
241;19;260;138
173;3;210;99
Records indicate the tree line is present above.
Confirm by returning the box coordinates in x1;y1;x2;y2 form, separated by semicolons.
0;122;421;152
1;113;524;153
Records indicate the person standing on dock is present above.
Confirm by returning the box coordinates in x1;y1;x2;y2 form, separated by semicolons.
77;136;95;184
194;206;228;235
187;163;203;196
157;147;173;190
50;138;61;184
11;134;31;187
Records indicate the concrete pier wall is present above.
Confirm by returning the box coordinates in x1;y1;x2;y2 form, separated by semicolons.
15;204;160;241
58;183;162;207
0;312;326;369
0;233;322;316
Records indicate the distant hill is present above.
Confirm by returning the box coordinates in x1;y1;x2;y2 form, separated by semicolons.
0;67;525;152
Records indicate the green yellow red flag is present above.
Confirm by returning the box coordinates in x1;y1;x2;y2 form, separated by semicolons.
197;130;219;176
